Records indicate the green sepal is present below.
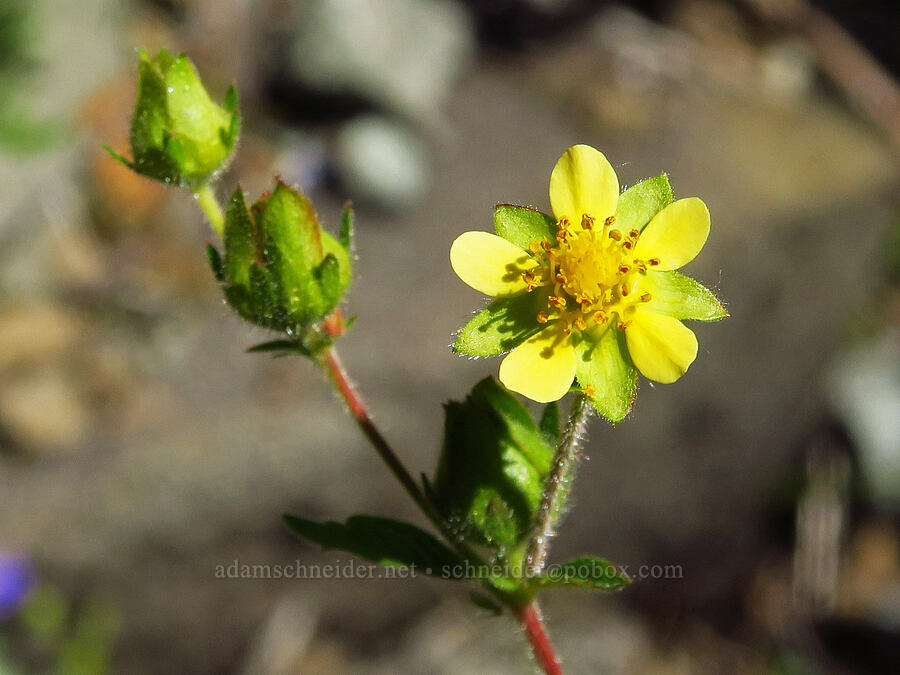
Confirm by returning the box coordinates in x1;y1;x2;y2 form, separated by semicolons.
246;339;311;357
453;288;548;357
533;556;631;591
339;202;354;251
283;514;465;579
247;264;279;327
539;402;560;448
206;244;225;283
102;145;134;171
640;271;728;321
493;204;557;250
574;327;637;425
469;591;503;616
432;377;553;552
320;230;352;292
615;174;673;233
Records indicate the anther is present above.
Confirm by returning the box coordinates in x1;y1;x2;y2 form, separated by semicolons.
581;214;595;230
628;229;640;239
536;311;549;323
648;257;660;266
548;295;566;308
617;320;632;330
555;273;567;285
618;264;631;275
604;216;616;227
540;238;552;252
621;283;630;296
640;292;652;303
622;240;633;250
555;229;568;243
574;317;587;331
635;261;647;273
593;310;607;323
528;241;541;255
608;229;622;241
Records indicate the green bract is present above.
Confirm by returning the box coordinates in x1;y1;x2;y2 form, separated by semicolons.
106;48;240;189
207;182;353;335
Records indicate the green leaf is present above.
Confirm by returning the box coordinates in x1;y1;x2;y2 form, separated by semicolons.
454;289;547;357
539;402;560;447
639;271;728;321
246;339;310;356
574;327;637;424
469;591;503;616
493;204;557;250
339;202;354;251
615;174;673;233
283;514;465;578
533;556;631;591
432;378;553;551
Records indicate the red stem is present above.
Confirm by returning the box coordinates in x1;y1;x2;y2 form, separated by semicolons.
321;348;429;514
518;602;563;675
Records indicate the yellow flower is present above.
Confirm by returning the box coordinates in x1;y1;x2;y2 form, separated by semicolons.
450;145;726;420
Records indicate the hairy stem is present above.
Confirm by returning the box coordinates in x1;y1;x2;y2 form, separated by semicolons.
321;347;430;515
518;602;563;675
526;393;592;575
194;183;225;236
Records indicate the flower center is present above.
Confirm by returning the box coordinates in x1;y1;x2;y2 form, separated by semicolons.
524;214;660;335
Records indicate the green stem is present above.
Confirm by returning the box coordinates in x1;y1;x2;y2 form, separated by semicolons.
525;393;592;575
194;183;225;236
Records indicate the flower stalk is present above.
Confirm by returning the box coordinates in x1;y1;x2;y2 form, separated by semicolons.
194;183;224;236
526;393;592;575
518;601;563;675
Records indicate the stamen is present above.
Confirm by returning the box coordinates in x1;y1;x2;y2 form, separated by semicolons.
617;320;632;330
593;310;607;323
608;229;622;241
555;273;567;285
622;240;633;250
528;241;541;255
640;292;652;303
536;311;549;323
628;229;640;240
581;214;595;230
540;238;552;252
618;264;631;275
604;216;616;227
548;295;566;308
621;283;630;296
574;316;587;331
648;257;660;266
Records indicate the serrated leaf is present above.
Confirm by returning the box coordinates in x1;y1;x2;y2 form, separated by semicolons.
283;514;465;579
639;271;728;321
539;402;560;447
454;289;547;357
432;378;553;551
574;327;637;425
534;556;631;591
615;175;673;233
493;204;557;250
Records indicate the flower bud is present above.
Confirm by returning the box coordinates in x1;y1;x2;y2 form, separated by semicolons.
208;182;353;334
106;48;240;189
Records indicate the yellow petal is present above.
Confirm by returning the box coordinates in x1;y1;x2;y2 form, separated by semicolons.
633;197;710;271
549;145;619;224
624;310;698;384
499;325;575;403
450;231;539;297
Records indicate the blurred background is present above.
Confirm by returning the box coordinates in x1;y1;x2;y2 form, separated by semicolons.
0;0;898;672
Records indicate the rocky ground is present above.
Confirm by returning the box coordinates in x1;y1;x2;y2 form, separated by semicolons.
1;1;898;673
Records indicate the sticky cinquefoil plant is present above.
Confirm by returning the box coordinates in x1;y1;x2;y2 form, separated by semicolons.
111;51;726;675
